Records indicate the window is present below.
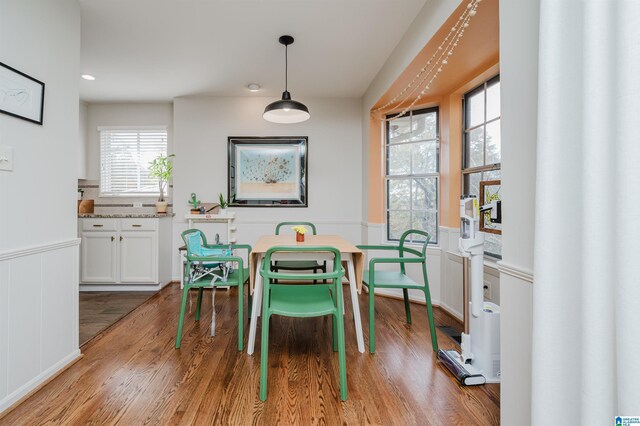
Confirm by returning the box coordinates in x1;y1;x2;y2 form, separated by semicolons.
100;127;168;196
462;75;501;257
386;107;439;244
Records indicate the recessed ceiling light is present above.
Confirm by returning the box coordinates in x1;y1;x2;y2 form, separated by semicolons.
81;74;96;81
247;83;261;92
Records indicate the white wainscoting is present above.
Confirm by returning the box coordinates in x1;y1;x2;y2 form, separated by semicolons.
0;239;81;414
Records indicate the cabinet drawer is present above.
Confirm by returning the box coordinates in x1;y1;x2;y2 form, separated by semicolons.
120;218;157;231
81;218;118;231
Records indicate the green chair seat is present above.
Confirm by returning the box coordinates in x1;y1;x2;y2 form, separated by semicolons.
357;229;439;354
259;246;347;401
362;270;423;288
273;260;322;270
269;285;337;317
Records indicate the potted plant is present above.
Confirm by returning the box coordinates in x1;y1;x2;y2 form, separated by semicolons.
218;193;229;215
148;153;175;214
189;193;201;214
292;225;307;242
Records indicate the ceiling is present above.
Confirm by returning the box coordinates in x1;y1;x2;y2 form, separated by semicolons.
79;0;428;102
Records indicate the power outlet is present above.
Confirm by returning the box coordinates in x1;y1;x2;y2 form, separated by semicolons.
483;281;491;300
0;145;13;171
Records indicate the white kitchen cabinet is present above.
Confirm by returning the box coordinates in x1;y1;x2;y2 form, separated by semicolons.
79;217;171;289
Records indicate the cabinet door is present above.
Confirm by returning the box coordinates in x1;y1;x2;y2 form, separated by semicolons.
120;231;157;283
81;232;118;283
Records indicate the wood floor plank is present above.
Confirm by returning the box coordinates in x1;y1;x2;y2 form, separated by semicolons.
0;283;499;425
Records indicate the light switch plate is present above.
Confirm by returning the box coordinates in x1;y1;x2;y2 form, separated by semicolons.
0;145;13;171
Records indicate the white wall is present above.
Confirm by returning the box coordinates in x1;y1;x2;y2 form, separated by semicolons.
78;101;88;179
498;0;539;424
171;96;362;277
84;102;174;180
0;0;81;414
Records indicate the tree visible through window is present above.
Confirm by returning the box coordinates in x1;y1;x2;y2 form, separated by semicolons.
462;75;501;257
386;107;439;244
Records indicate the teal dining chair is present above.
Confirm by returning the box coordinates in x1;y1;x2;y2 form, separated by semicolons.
176;229;251;351
259;245;347;401
273;222;327;280
357;229;439;354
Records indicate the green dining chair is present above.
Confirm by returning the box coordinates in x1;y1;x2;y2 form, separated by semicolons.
176;229;252;351
259;245;347;401
273;222;327;280
357;229;438;354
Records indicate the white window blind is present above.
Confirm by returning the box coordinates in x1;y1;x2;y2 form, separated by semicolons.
100;127;167;196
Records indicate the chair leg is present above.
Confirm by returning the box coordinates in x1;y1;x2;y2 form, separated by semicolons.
336;312;348;401
402;288;412;324
238;282;244;351
247;282;252;317
332;314;338;351
195;287;204;321
175;285;190;349
369;286;376;354
259;313;270;401
422;288;439;352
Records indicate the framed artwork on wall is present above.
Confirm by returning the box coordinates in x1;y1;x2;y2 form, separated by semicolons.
228;136;308;207
479;179;501;235
0;62;45;125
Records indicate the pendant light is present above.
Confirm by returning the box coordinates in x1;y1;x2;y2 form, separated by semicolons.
263;35;310;124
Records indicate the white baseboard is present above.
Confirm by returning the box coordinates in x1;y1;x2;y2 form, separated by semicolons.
79;280;172;292
0;349;81;415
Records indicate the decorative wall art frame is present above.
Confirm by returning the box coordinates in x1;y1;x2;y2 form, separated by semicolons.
479;179;501;235
0;62;45;125
228;136;308;207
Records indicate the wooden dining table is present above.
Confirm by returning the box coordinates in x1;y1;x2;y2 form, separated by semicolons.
247;234;366;354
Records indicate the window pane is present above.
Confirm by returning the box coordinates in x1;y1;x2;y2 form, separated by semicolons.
388;116;412;144
412;141;438;174
485;233;502;258
412;178;437;210
464;172;482;198
388;210;410;240
486;120;501;164
412;211;438;242
387;144;411;175
411;112;437;141
486;82;500;121
467;90;485;128
388;179;411;210
466;126;484;168
483;169;501;181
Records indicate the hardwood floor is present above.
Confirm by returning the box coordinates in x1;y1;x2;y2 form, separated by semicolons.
2;283;499;425
79;291;155;345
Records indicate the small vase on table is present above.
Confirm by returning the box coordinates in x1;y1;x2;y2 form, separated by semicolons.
296;232;305;242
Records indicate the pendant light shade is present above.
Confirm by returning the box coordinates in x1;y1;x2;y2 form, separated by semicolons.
263;35;310;124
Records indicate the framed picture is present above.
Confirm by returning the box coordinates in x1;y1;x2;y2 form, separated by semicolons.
228;136;308;207
0;62;45;125
479;179;501;235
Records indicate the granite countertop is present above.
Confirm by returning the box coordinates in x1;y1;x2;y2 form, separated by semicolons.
78;213;175;218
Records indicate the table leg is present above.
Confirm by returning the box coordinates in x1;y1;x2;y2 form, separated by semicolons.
247;255;263;355
346;254;365;353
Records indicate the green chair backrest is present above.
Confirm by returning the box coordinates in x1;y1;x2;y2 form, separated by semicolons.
275;222;318;235
261;245;343;302
398;229;432;273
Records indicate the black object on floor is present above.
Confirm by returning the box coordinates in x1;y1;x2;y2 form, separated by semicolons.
437;325;462;345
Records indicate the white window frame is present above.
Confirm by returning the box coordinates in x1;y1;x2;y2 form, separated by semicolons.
385;107;440;245
99;126;168;197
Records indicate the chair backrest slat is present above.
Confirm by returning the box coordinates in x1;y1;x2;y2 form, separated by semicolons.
275;222;318;235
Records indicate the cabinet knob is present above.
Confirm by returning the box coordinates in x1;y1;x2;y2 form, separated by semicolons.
132;224;142;227
111;236;115;242
120;236;124;241
93;224;104;227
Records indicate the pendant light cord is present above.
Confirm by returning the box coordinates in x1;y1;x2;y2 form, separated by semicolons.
284;44;288;92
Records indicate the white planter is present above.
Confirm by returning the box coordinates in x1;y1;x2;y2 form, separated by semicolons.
155;201;168;214
219;208;228;215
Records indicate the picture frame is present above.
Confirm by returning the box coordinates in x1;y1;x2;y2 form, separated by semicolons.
0;62;45;125
228;136;308;207
479;179;501;235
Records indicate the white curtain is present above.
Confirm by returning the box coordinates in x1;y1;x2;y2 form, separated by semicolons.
532;0;640;424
